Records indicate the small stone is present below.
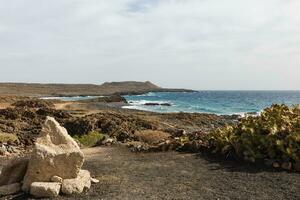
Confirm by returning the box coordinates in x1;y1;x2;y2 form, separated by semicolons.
30;182;61;198
272;162;280;168
51;176;63;183
5;145;15;153
103;138;115;146
0;145;6;156
281;162;292;170
61;170;91;195
0;183;21;196
91;178;99;184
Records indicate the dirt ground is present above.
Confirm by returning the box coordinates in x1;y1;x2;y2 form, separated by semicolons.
5;146;300;200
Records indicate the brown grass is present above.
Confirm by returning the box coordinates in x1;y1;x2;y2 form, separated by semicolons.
134;130;170;144
0;133;18;143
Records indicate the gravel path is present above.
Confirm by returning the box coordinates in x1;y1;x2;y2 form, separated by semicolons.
3;146;300;200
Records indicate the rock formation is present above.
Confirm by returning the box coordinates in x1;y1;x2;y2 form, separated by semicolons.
0;116;97;198
22;116;84;191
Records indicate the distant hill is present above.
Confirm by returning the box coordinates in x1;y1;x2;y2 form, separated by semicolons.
101;81;161;93
0;81;193;97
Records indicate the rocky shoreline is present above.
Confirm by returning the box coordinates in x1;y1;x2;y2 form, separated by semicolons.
0;96;300;199
0;97;237;156
0;96;239;198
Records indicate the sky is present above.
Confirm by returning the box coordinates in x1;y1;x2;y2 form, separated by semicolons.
0;0;299;90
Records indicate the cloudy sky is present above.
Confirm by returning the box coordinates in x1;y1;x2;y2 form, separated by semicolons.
0;0;299;90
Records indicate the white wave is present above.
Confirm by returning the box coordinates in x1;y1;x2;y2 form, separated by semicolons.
127;100;171;106
122;105;151;111
231;111;261;118
40;97;62;100
136;92;157;97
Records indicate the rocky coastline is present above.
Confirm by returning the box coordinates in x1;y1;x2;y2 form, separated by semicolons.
0;90;299;199
0;97;237;156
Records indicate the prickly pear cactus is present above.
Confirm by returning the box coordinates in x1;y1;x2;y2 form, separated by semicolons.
208;104;300;165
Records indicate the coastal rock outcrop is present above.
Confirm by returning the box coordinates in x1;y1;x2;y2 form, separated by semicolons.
22;116;84;191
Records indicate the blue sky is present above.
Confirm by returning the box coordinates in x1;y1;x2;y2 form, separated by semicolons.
0;0;299;90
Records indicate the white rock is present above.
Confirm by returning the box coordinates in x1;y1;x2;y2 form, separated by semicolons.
30;182;61;198
0;183;21;196
22;117;84;191
91;177;99;184
51;175;63;183
61;170;91;195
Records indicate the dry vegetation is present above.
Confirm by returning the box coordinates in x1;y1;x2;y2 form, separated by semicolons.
0;81;192;97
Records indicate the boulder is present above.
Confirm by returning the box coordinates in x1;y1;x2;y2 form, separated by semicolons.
272;162;280;168
0;183;21;196
30;182;61;198
61;170;91;195
0;157;29;186
22;117;84;191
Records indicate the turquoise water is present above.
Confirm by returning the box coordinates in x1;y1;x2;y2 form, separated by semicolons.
123;91;300;115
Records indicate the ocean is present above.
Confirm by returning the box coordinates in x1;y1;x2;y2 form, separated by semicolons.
123;91;300;115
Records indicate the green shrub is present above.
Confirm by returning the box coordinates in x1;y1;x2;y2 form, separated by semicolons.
0;133;18;143
208;104;300;163
73;131;105;147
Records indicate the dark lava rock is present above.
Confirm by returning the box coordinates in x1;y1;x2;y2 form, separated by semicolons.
12;99;54;109
63;118;95;136
144;103;171;106
0;108;20;120
0;106;71;146
80;95;128;103
160;103;171;106
36;108;71;119
144;103;160;106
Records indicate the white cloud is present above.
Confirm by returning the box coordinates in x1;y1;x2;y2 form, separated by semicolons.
0;0;299;89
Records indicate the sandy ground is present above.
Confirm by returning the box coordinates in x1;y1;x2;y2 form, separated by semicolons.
5;146;300;200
